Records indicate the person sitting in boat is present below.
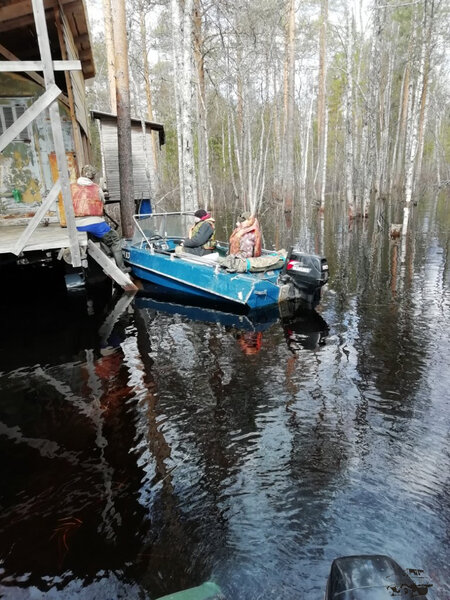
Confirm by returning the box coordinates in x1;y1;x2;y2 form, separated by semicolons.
229;211;262;258
71;165;130;272
181;209;216;256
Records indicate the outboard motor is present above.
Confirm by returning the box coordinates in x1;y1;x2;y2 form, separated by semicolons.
279;247;329;306
325;555;432;599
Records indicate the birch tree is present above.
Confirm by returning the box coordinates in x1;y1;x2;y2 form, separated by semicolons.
402;1;434;246
362;0;384;217
317;0;328;212
281;0;296;215
345;2;355;217
171;0;197;212
193;0;212;210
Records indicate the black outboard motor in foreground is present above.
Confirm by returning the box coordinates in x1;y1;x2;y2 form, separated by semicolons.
325;555;432;599
279;247;329;306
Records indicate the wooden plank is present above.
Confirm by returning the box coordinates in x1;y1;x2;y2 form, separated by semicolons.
32;0;81;267
12;181;61;255
0;82;61;152
54;7;83;170
87;240;138;292
0;43;70;108
0;0;76;23
0;60;82;71
0;223;87;254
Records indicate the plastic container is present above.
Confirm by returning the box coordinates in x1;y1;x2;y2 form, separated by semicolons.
12;188;22;202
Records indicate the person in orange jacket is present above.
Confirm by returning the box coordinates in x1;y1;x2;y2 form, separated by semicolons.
72;165;130;272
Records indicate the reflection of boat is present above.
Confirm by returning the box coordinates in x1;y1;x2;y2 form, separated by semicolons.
134;293;281;332
280;305;329;351
325;555;432;599
123;212;328;310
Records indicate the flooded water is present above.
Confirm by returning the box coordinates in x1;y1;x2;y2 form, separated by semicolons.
1;194;449;599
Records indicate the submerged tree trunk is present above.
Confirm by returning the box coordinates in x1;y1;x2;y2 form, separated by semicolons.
414;0;434;192
403;1;430;248
362;0;383;217
317;0;328;212
281;0;296;215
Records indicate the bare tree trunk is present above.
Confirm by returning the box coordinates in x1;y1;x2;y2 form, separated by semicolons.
103;0;116;111
193;0;212;209
414;0;434;191
378;38;394;196
320;105;328;213
390;65;406;194
171;0;197;211
139;3;159;180
300;93;314;202
345;3;355;217
394;42;412;193
317;0;328;212
363;0;383;217
171;0;185;206
181;0;197;211
281;0;296;214
112;0;135;237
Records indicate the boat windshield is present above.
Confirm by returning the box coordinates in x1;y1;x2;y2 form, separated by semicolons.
132;212;195;245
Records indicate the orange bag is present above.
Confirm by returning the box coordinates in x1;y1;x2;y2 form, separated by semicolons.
71;182;103;217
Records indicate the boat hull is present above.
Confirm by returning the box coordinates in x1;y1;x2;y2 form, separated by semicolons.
124;245;283;310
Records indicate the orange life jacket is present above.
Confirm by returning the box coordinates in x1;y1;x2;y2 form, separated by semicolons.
71;182;103;217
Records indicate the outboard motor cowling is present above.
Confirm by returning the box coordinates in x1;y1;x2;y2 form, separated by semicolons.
279;247;329;306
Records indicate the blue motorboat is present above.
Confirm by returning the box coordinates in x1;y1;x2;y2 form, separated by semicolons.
123;212;329;310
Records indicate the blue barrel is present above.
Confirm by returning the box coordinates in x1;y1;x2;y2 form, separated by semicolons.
139;199;152;215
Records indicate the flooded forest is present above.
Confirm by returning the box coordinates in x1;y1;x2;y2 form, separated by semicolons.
1;193;449;598
1;0;450;598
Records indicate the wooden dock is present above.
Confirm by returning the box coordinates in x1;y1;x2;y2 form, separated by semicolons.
0;223;87;254
0;224;137;292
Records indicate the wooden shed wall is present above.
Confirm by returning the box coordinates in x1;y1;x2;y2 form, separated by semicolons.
99;120;157;204
60;10;90;138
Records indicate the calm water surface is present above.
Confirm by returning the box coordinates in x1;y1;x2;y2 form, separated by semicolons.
0;196;449;599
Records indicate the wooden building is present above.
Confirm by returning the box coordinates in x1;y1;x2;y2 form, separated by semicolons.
91;110;165;209
0;0;163;291
0;0;96;272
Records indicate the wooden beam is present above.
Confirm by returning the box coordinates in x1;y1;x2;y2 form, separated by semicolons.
0;0;80;32
0;14;36;32
0;82;61;151
32;0;81;267
0;0;75;22
87;240;138;291
74;33;90;45
0;60;82;71
77;49;92;61
0;42;70;107
12;181;61;255
54;7;82;173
